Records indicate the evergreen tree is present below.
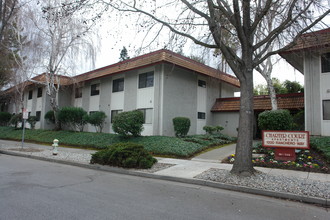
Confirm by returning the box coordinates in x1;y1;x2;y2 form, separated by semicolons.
119;46;130;61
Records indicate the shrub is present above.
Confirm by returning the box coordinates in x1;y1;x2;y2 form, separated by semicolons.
9;113;22;129
44;110;56;124
87;111;107;132
173;117;190;137
90;142;157;169
27;116;37;129
292;110;304;131
112;110;144;137
0;112;12;126
58;107;88;132
258;109;293;131
203;125;224;135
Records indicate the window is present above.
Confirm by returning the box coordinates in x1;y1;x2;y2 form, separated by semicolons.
323;100;330;120
198;112;206;119
138;108;153;124
37;87;42;98
321;53;330;73
28;90;33;100
198;80;206;88
91;83;100;96
75;87;82;98
112;78;124;92
138;71;154;88
111;110;123;123
36;111;41;121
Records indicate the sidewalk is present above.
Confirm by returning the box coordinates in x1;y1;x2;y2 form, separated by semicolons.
0;139;329;206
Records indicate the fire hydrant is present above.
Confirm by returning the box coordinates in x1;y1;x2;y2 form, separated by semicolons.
52;139;59;155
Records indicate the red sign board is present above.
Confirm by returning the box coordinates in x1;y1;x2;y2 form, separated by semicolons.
262;130;310;161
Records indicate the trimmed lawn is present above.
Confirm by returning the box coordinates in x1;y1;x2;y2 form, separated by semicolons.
0;127;235;158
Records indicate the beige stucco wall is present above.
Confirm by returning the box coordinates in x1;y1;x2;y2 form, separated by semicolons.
304;51;330;136
212;112;239;137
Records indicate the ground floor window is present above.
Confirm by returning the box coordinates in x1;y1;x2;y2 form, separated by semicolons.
323;100;330;120
138;108;153;124
198;112;206;119
111;110;123;123
36;111;41;121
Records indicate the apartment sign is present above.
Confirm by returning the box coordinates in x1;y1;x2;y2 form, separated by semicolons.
262;130;310;149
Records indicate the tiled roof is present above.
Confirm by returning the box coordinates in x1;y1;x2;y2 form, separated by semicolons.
2;50;240;96
74;49;240;87
280;28;330;53
211;93;304;112
2;73;72;95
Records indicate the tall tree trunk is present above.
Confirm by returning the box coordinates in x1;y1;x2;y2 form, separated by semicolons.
266;77;278;110
231;68;255;176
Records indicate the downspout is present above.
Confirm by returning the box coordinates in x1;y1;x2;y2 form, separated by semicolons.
159;63;165;135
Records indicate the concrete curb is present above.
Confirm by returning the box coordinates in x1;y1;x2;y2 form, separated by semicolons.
1;149;328;207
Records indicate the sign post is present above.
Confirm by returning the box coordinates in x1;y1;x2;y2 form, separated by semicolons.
262;130;309;161
21;108;29;149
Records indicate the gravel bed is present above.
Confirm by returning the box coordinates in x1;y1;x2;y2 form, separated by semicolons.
2;147;175;173
195;168;330;199
3;148;93;164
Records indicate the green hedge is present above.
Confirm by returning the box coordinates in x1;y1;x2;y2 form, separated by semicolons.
173;117;190;137
86;111;107;133
0;112;12;126
58;107;88;132
90;142;157;168
310;136;330;163
258;109;293;131
44;110;56;124
112;110;144;137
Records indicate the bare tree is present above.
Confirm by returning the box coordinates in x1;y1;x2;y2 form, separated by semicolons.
100;0;330;175
10;5;42;114
254;2;282;110
26;0;99;129
0;0;18;43
0;0;19;89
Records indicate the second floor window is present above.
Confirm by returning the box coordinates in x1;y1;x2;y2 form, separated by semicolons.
139;71;154;88
37;88;42;98
112;78;124;92
198;80;206;88
28;90;33;100
91;83;100;96
75;87;82;98
321;52;330;73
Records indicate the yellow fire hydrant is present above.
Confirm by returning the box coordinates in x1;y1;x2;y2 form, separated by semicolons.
52;139;59;155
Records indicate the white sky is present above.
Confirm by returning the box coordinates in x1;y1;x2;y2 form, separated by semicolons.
90;28;305;87
83;2;330;88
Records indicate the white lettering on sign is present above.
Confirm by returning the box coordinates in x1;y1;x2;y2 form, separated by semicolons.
262;131;309;149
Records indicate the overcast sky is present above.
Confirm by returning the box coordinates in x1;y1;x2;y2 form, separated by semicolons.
90;23;305;87
82;2;330;87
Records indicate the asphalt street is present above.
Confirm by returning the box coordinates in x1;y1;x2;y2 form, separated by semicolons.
0;154;328;220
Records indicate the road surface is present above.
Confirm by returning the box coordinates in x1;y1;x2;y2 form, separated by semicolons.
0;154;328;220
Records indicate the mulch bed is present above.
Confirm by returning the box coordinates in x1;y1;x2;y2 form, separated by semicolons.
222;148;330;174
